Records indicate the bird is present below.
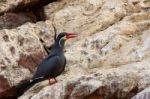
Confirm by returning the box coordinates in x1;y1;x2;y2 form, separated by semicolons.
0;32;77;99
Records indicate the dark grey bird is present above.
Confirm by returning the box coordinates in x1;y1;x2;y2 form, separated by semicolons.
15;32;78;94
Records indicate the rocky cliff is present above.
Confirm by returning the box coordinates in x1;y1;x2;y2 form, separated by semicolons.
0;0;150;99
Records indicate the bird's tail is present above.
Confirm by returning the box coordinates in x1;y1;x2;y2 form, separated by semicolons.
16;78;43;93
0;78;43;99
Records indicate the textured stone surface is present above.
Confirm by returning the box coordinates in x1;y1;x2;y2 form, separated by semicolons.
0;75;10;93
19;57;150;99
0;0;58;29
0;12;34;29
0;0;58;14
0;0;150;98
131;86;150;99
0;21;54;91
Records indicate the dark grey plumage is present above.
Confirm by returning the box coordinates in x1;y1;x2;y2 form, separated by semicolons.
16;32;77;94
33;32;68;81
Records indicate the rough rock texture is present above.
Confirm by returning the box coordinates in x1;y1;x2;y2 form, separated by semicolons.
132;86;150;99
0;12;34;29
0;75;10;93
0;0;150;98
0;0;58;14
19;58;150;99
0;21;56;92
0;0;58;29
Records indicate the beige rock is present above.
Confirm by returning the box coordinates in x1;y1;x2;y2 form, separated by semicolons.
0;0;58;29
44;0;150;70
131;86;150;99
0;21;55;90
0;0;57;13
0;0;149;98
0;13;33;29
19;57;150;99
45;0;126;36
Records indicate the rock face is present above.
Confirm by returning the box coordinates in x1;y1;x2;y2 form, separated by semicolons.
0;0;150;99
132;86;150;99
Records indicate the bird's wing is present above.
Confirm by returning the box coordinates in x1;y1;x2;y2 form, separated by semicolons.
33;55;62;79
45;52;57;60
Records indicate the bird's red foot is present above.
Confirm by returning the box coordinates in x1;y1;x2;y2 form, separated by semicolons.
48;78;57;85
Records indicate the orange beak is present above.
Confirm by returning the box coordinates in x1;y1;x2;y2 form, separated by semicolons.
66;33;78;39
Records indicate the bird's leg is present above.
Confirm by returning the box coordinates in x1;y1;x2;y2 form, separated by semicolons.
48;78;57;85
54;78;57;82
48;78;51;85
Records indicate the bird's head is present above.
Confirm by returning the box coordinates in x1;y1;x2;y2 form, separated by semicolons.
55;32;77;48
57;32;78;40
